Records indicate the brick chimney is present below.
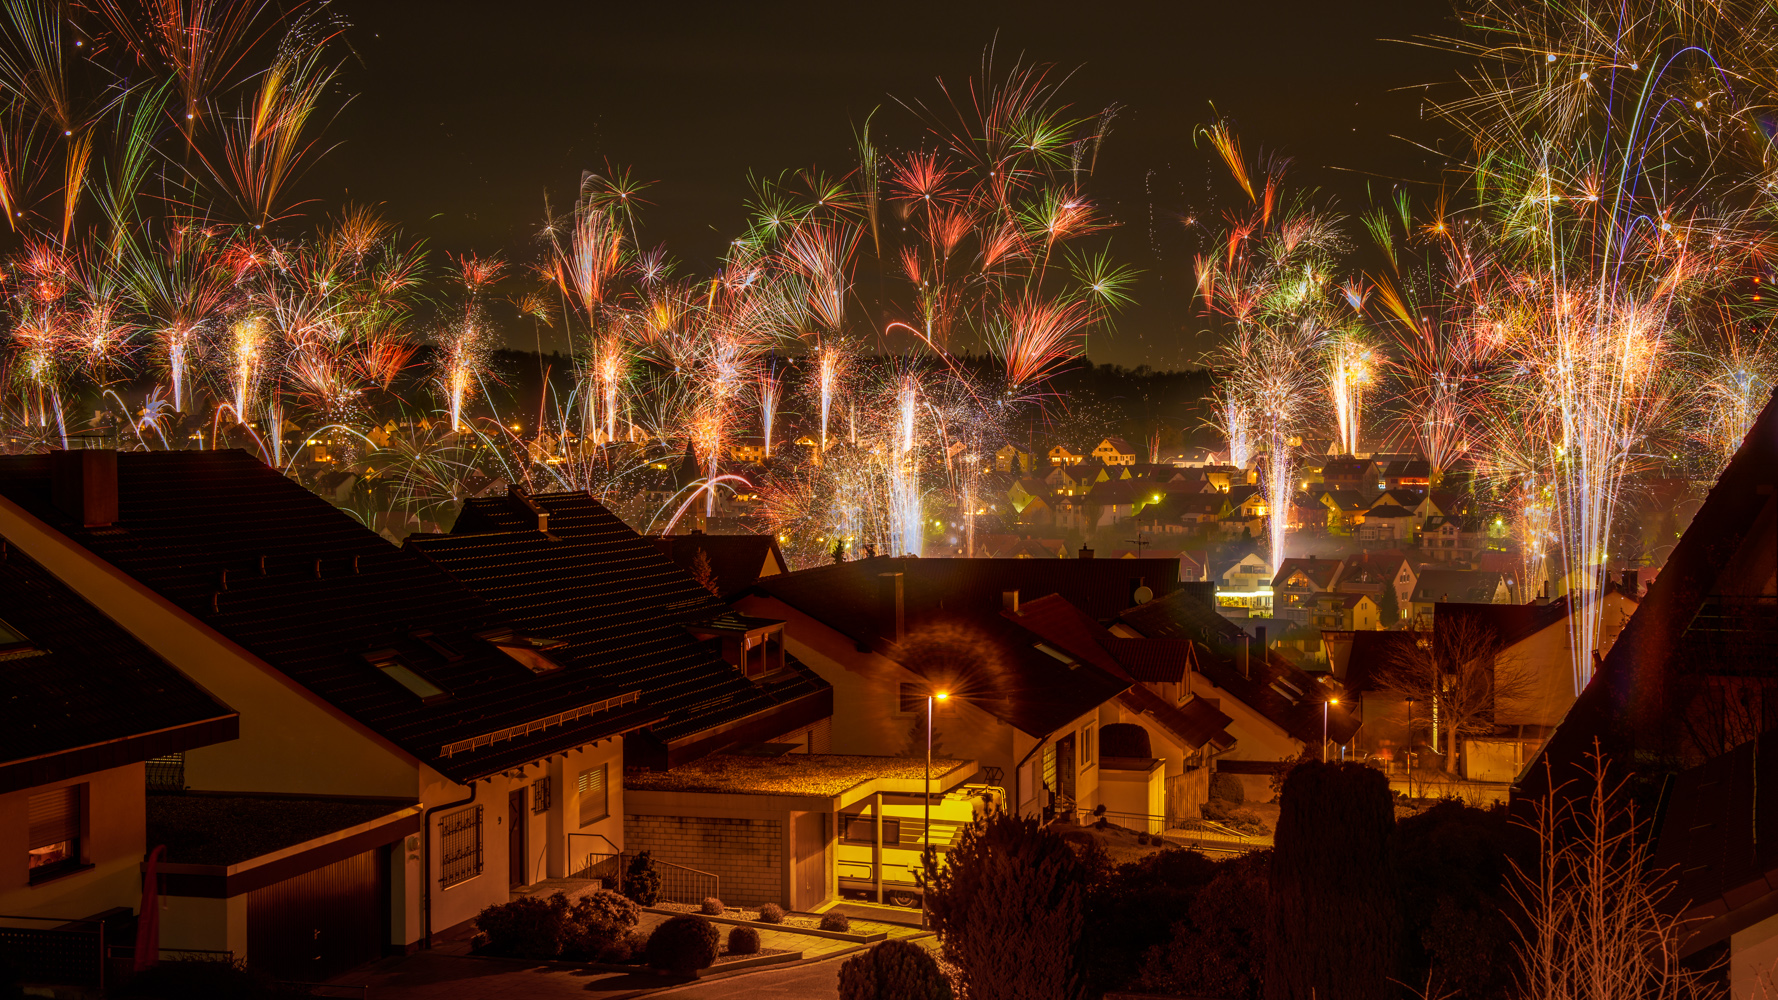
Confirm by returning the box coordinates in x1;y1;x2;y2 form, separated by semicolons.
1002;590;1021;614
1078;545;1094;560
51;449;118;527
877;572;905;643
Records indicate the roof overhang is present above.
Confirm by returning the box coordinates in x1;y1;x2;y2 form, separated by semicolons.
1;713;239;795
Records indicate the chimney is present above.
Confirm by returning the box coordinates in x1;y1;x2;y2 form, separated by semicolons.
1623;570;1639;598
535;510;550;533
1079;545;1094;560
51;449;118;527
877;572;905;643
1002;590;1021;614
1238;633;1251;679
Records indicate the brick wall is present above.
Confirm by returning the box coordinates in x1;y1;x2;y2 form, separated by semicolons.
624;814;784;907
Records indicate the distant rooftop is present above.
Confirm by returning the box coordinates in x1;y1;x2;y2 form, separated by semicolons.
625;752;973;798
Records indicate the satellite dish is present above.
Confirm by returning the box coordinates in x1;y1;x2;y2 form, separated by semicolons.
1132;585;1155;605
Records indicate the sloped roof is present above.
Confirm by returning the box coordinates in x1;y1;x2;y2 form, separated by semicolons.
753;558;1155;737
0;451;658;783
0;543;238;793
650;531;788;600
1322;458;1370;478
414;493;828;750
1273;557;1341;591
1410;569;1504;605
1334;630;1423;694
1012;595;1233;751
1117;588;1359;744
1365;504;1415;519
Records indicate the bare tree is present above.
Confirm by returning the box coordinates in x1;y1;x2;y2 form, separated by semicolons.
1509;746;1717;1000
1375;614;1535;773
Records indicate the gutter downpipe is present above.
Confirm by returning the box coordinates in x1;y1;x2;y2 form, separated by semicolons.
420;780;478;949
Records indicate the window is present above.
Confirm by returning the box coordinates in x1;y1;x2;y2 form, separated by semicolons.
439;805;482;887
146;753;185;792
28;785;82;882
532;777;551;814
0;617;29;653
577;765;608;826
841;815;901;845
365;650;446;701
1082;724;1096;767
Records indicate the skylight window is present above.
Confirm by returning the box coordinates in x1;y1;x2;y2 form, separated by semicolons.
0;618;30;652
364;650;446;701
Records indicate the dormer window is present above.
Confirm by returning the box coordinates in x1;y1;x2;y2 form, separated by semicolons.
364;649;447;701
686;614;788;679
0;617;32;655
476;628;567;674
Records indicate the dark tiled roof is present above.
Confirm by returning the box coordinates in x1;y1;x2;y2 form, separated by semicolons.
1116;588;1358;745
1106;638;1193;684
1365;504;1415;519
650;532;788;601
1411;570;1504;604
1650;729;1778;956
0;543;236;789
412;492;828;748
1273;557;1341;590
148;792;415;866
0;451;654;784
1010;595;1233;750
752;559;1154;737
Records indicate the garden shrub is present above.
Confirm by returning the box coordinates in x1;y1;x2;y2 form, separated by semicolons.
838;938;951;1000
727;926;761;955
927;814;1091;1000
700;897;725;915
819;911;852;932
600;929;650;965
1209;771;1245;805
474;895;563;959
757;902;786;924
644;914;719;976
572;888;640;930
623;851;662;906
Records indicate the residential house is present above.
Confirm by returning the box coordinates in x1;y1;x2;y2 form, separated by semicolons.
1216;549;1274;613
0;543;237;981
1272;555;1343;626
994;445;1031;474
1321;458;1371;490
1407;568;1510;628
1359;504;1416;544
735;559;1231;832
0;451;745;976
1334;550;1415;623
727;436;767;464
1421;515;1485;564
1319;491;1370;536
1383;459;1432;490
1518;391;1778;999
1084;477;1153;528
1114;586;1360;799
1092;437;1140;466
1048;445;1085;467
1218;485;1268;538
1311;592;1382;632
1201;465;1243;493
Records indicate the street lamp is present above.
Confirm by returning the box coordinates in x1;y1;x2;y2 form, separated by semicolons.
925;689;948;929
1322;697;1339;763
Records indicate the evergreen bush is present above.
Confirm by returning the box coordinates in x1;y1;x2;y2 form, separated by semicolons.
1209;771;1245;805
819;911;852;932
644;914;719;976
623;851;662;906
700;897;725;915
757;902;786;924
838;939;952;1000
727;926;761;955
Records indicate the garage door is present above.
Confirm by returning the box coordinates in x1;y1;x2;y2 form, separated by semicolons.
246;848;387;982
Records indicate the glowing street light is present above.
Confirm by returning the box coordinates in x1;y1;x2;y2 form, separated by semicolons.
924;689;949;929
1323;696;1340;762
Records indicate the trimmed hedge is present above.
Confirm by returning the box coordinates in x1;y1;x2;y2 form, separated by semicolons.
645;914;720;976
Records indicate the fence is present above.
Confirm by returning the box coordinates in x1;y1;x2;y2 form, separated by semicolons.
1165;766;1211;828
0;914;109;988
567;849;720;905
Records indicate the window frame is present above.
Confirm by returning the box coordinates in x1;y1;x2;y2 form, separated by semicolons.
840;814;902;845
532;777;551;815
438;805;483;888
577;765;609;826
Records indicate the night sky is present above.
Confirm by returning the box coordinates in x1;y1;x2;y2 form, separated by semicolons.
306;0;1468;368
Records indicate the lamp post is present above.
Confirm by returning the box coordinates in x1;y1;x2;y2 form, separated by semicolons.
1405;696;1415;776
925;689;948;930
1322;697;1339;763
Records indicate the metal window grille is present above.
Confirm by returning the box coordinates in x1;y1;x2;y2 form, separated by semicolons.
577;766;607;826
439;806;482;887
145;753;185;792
532;777;551;814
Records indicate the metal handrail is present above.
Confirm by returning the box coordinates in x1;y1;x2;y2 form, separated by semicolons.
564;849;719;904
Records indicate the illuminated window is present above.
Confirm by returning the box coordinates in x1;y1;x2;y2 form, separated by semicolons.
365;650;446;701
27;785;82;882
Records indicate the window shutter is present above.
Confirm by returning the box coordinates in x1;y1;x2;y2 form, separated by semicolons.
28;786;79;848
577;765;608;825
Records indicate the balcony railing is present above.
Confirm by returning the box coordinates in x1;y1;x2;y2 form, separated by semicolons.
567;848;720;906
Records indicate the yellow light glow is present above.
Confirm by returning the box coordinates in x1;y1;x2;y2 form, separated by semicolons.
934;691;950;701
1329;697;1340;706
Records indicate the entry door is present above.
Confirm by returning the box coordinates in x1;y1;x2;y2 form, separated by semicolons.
1055;734;1077;807
791;812;828;911
509;789;526;887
